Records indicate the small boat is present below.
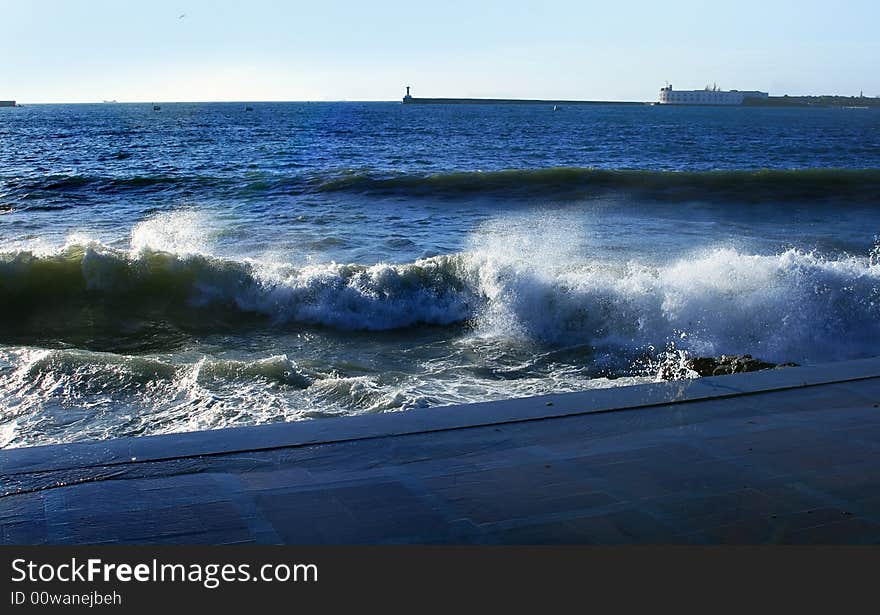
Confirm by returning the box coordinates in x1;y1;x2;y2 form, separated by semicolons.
245;106;253;111
552;105;560;111
153;104;161;111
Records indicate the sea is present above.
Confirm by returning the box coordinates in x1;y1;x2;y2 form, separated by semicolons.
1;101;879;448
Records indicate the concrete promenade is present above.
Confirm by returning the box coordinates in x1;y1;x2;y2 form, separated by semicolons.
2;358;880;544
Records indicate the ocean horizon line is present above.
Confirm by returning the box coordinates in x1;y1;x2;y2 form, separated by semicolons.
7;97;652;105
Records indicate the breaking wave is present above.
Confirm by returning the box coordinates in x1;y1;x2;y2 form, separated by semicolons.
0;242;475;338
1;237;879;364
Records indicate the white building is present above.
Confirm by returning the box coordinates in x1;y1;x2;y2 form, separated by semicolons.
658;84;768;105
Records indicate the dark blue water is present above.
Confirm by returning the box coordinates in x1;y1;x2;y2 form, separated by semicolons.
1;102;879;448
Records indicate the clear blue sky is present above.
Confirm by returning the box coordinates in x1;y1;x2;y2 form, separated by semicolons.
3;0;878;103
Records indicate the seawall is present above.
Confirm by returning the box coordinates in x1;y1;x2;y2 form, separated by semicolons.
3;357;880;543
402;97;648;106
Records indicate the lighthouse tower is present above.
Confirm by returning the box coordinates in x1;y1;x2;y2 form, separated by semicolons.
403;86;413;103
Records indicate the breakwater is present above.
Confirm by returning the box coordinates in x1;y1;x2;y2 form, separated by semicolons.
402;96;647;105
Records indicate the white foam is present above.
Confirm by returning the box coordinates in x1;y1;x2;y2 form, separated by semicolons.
467;241;880;364
130;210;218;255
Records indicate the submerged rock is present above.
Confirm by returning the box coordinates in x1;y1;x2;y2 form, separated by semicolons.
686;354;796;378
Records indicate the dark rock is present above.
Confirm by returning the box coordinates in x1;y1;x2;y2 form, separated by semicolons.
688;357;718;376
712;364;734;376
680;354;799;379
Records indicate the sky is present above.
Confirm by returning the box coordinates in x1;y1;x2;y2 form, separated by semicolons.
2;0;879;103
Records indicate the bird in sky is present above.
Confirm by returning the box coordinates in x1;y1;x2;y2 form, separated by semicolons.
178;13;186;20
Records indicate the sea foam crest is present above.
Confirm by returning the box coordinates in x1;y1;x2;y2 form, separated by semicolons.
468;243;880;363
1;233;879;363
